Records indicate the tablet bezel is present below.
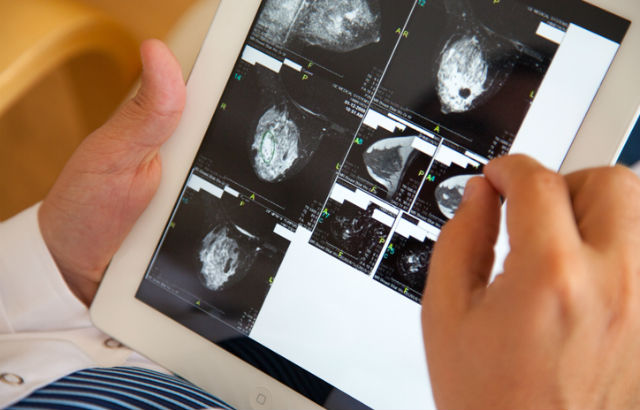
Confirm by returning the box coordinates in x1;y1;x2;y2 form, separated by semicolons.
562;0;640;173
91;1;640;409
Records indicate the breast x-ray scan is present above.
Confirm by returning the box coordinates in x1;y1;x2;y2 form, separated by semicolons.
144;185;290;335
310;192;394;274
135;1;630;408
374;215;436;303
140;0;630;329
257;0;383;53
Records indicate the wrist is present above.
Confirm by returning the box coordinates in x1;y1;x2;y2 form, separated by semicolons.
38;202;101;306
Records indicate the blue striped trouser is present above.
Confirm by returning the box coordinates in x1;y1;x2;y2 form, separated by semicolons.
7;367;234;410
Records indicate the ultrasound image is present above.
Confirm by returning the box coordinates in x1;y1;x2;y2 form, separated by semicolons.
374;224;435;303
146;188;291;334
310;197;393;274
379;0;559;157
257;0;382;53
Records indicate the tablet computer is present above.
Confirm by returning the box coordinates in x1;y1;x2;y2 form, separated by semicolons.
91;1;639;409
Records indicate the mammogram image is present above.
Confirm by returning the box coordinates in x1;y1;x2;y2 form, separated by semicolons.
328;204;388;257
252;105;303;183
380;0;556;156
396;243;431;289
144;188;290;334
434;174;476;219
311;198;393;274
199;224;259;291
435;0;520;114
436;33;505;114
339;126;436;212
249;67;340;184
410;150;482;227
257;0;382;53
192;192;288;293
199;62;356;225
375;231;435;303
362;136;417;199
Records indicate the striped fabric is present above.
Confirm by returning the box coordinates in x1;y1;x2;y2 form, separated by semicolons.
8;367;234;410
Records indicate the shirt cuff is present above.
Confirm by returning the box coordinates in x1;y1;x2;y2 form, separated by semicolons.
0;204;90;333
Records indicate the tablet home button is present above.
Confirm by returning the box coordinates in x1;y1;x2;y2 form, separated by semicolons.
250;386;272;410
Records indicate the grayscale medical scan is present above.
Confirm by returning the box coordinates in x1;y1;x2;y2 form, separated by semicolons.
136;1;630;408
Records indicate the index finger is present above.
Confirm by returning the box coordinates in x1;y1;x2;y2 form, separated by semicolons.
484;155;581;253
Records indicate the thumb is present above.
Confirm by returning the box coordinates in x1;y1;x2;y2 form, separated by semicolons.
81;39;186;172
38;40;185;305
423;177;502;318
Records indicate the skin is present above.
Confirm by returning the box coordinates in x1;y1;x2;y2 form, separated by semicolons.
37;41;640;409
423;155;640;410
38;39;186;305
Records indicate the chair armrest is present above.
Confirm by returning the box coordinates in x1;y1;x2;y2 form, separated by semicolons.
0;0;140;116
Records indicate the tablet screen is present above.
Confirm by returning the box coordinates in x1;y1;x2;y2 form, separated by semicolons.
137;1;630;408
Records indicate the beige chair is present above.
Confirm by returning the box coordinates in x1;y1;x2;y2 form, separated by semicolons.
0;0;219;220
0;0;139;219
0;0;140;117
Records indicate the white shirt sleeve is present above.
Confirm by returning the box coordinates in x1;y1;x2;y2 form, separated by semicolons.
0;204;90;333
0;204;169;407
632;161;640;177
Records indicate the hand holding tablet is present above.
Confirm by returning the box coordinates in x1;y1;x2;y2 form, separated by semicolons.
39;40;186;306
87;1;640;409
41;84;640;409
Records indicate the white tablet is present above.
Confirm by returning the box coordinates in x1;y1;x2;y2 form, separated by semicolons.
91;1;639;409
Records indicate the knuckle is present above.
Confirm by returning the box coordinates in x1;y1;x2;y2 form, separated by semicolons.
602;166;640;194
539;246;582;302
570;167;640;225
526;168;567;194
611;164;639;181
